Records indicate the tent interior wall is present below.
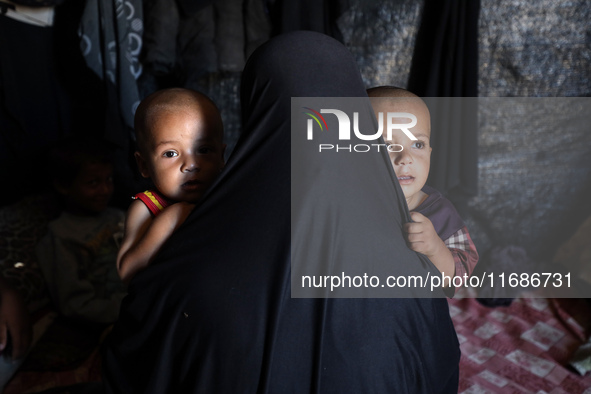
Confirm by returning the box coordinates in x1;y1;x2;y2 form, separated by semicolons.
2;0;589;261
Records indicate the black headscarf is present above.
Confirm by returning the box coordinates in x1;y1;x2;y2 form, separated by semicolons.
103;31;459;393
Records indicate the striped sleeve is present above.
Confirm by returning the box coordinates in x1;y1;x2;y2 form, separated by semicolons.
445;226;479;292
133;190;171;216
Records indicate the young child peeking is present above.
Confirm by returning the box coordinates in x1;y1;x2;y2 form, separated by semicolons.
36;139;126;324
117;88;226;283
368;86;478;294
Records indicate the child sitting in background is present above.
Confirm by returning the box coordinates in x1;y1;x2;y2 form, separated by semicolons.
368;86;478;293
117;88;226;282
36;138;126;324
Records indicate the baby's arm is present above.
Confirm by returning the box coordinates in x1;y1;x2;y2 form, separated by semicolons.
403;212;455;278
117;200;195;283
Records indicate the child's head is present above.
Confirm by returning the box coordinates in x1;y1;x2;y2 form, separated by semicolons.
367;86;432;208
134;88;226;203
50;138;115;215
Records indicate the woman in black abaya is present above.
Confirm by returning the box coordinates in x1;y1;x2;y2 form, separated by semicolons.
103;31;460;393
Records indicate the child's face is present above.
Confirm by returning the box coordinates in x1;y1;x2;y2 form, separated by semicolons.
136;108;226;203
61;162;114;215
372;98;432;204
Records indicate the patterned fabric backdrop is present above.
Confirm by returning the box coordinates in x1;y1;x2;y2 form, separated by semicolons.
78;0;143;130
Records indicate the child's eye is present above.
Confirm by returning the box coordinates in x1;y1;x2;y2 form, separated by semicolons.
162;151;178;158
412;141;425;149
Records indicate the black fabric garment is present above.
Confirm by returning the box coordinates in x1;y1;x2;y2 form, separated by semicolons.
268;0;348;42
407;0;480;207
103;31;460;393
176;0;212;16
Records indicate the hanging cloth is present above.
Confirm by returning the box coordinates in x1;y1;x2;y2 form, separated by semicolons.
78;0;143;141
268;0;348;42
407;0;480;206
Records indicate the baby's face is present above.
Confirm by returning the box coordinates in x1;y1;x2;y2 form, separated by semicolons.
371;98;432;207
137;107;225;203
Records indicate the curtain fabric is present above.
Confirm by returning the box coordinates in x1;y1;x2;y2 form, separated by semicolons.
78;0;143;136
407;0;480;205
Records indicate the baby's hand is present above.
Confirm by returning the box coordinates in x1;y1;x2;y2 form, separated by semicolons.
403;212;447;259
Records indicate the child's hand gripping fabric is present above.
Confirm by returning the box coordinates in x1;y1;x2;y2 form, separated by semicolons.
367;86;479;295
404;212;455;278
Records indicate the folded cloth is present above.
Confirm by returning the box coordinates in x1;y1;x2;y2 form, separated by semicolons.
570;337;591;375
0;0;55;27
